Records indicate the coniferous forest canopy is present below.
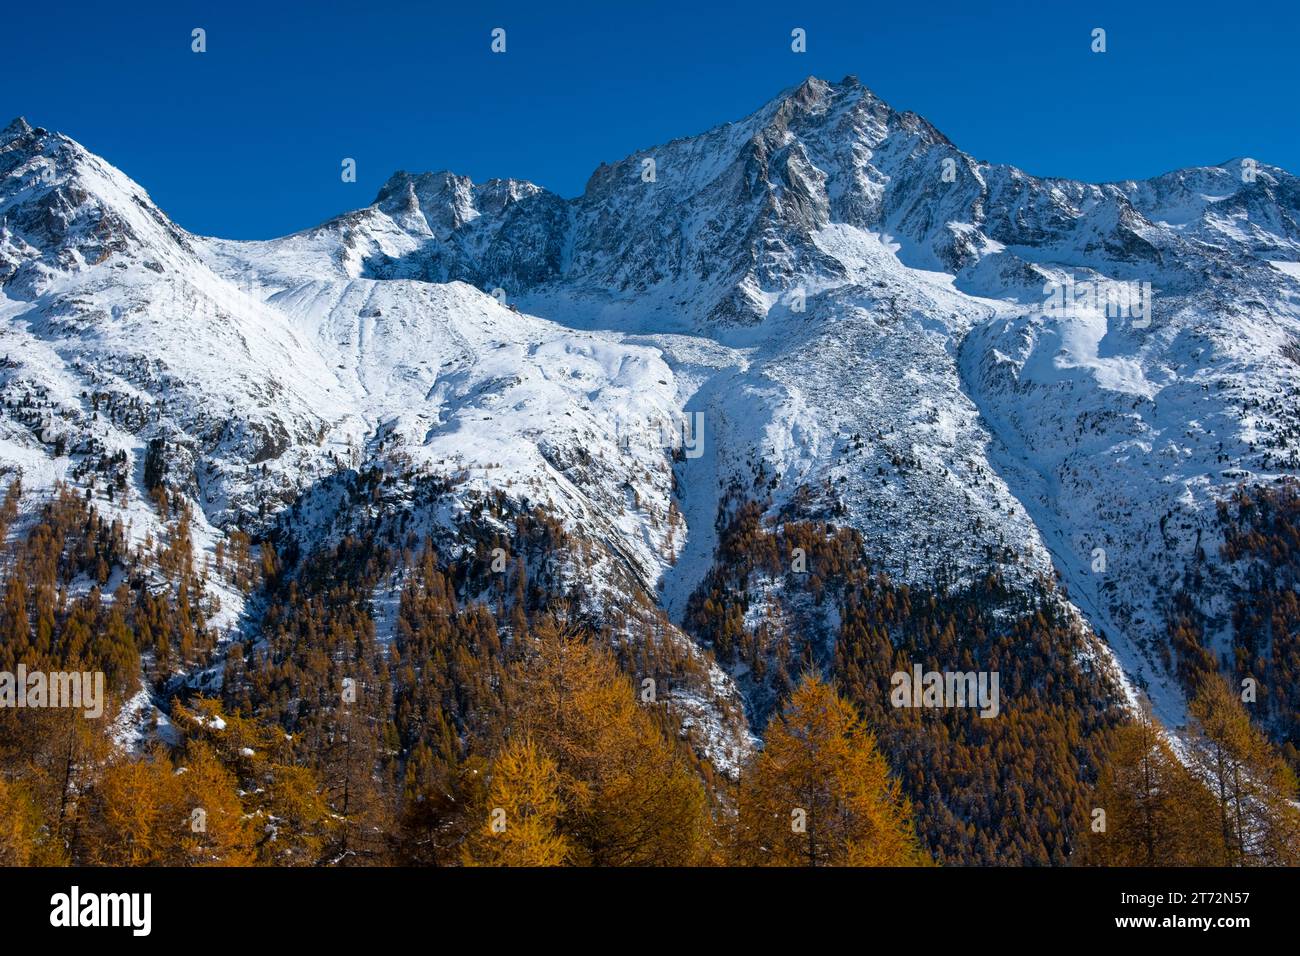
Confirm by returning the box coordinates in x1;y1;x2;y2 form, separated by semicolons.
1;475;1297;866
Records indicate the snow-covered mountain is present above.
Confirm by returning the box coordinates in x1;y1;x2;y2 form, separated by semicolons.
3;76;1299;754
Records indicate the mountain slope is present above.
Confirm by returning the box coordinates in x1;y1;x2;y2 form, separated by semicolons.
4;75;1300;777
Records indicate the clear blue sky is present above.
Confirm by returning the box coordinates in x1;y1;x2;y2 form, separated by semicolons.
3;0;1295;239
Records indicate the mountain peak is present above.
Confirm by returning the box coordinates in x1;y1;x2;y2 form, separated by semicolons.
793;74;865;94
783;75;837;111
768;73;883;127
1;116;33;143
374;168;461;206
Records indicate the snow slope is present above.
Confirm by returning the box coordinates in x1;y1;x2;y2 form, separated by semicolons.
4;75;1299;742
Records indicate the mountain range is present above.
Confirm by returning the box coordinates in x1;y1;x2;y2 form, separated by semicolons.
4;74;1299;787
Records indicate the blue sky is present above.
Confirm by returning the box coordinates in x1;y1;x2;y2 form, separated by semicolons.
2;0;1295;239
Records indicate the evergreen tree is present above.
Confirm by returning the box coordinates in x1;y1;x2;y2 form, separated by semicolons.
1078;707;1220;866
1188;676;1300;865
464;737;568;866
511;620;711;865
734;674;926;866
